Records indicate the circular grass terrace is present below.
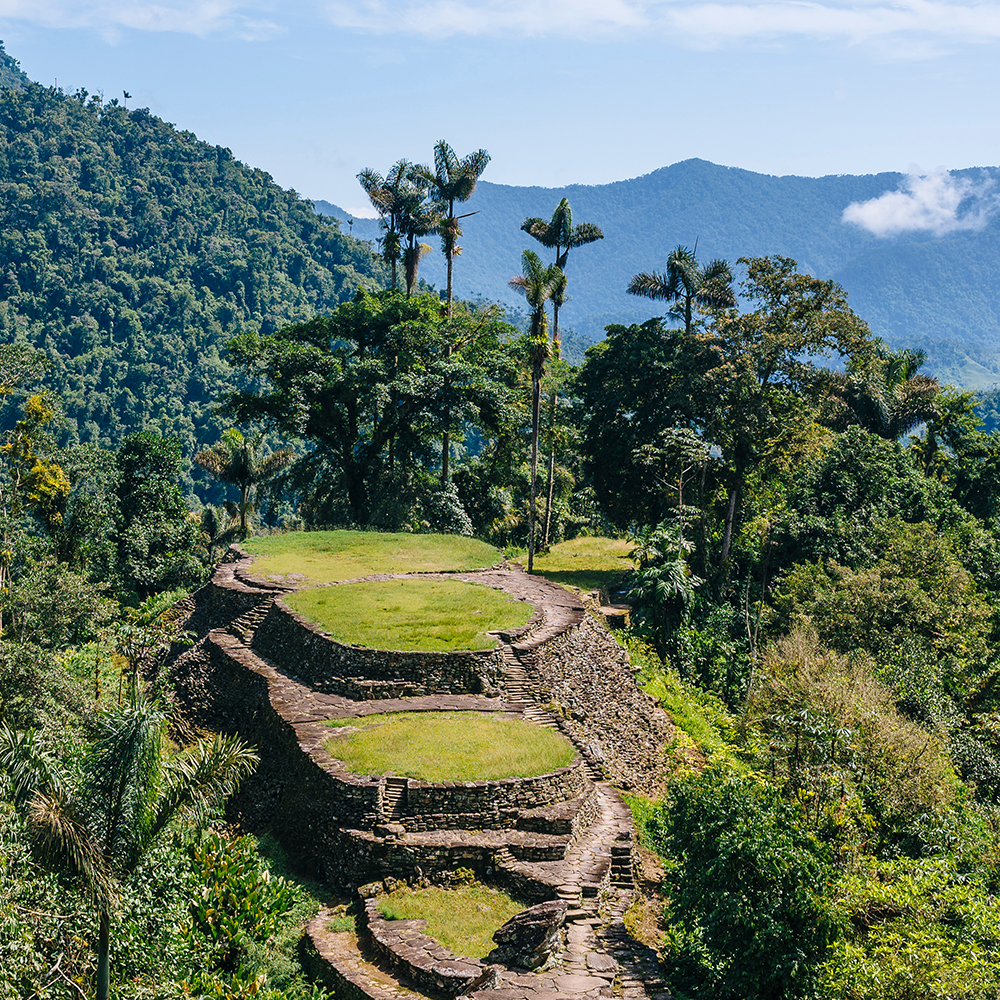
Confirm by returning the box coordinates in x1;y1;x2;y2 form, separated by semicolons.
241;530;501;584
376;881;523;960
285;578;533;652
324;711;575;781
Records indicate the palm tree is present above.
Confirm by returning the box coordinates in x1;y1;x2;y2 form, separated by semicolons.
421;142;489;484
510;250;558;573
423;140;491;318
0;698;257;1000
521;198;603;343
821;343;939;440
357;161;412;289
628;245;735;335
194;429;293;539
522;200;603;545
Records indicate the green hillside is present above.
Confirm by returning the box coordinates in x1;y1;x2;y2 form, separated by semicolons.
0;61;386;455
318;159;1000;384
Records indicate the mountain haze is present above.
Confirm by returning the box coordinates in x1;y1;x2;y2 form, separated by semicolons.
319;160;1000;386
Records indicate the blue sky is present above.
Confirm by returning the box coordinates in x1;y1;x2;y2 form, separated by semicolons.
1;1;999;217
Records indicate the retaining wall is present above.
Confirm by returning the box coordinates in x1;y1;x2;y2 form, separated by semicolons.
252;599;506;697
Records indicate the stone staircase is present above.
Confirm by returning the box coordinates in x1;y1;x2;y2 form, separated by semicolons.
383;776;408;819
500;642;560;731
228;597;274;645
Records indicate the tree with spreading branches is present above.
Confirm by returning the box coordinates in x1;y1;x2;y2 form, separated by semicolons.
628;244;735;335
0;697;257;1000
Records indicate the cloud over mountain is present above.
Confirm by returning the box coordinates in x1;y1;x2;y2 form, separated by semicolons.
842;170;999;237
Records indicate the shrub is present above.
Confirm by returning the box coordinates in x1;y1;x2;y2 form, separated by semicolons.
650;769;842;1000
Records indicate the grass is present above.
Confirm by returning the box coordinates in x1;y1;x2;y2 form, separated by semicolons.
617;631;742;769
286;578;532;651
323;711;575;781
242;530;500;583
377;883;523;959
516;536;633;592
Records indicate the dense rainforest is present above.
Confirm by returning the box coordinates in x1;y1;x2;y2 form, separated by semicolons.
3;43;1000;1000
0;45;384;468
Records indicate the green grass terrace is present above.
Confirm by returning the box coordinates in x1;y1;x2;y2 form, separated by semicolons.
377;882;524;960
519;536;633;592
286;578;532;652
324;711;576;781
241;530;501;584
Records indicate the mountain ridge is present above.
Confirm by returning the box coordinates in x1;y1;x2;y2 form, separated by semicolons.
317;158;1000;386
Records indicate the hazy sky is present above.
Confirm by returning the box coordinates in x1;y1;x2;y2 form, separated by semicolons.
2;1;998;216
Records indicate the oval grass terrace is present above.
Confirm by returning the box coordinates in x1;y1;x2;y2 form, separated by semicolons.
240;530;503;585
286;578;534;653
324;711;575;782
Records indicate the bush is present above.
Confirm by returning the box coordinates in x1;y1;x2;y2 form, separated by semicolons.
649;769;842;1000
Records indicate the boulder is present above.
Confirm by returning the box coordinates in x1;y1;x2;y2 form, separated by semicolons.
488;900;567;970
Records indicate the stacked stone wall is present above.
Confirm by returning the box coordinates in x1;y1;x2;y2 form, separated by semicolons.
252;599;505;697
402;763;586;826
519;612;675;796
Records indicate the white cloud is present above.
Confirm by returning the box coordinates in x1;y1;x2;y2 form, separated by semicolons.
842;170;999;237
320;0;1000;48
0;0;281;37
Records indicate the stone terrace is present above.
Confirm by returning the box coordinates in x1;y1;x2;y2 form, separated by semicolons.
169;548;674;1000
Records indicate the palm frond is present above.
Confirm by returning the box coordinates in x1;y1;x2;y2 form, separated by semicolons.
149;734;258;843
0;722;65;805
627;271;671;300
569;222;603;248
29;789;114;907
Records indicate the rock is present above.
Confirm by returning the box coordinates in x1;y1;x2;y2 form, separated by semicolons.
458;963;504;993
489;900;567;971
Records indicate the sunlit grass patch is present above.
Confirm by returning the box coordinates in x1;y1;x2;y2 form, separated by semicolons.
286;578;532;651
323;711;575;781
243;530;500;583
377;882;523;959
517;536;633;591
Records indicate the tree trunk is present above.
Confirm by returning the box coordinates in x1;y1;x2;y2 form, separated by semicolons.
543;301;560;548
441;431;449;487
528;374;541;574
543;390;557;548
446;251;454;318
96;908;110;1000
720;479;740;566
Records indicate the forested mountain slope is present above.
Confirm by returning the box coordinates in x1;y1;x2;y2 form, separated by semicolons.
319;160;1000;385
0;60;385;454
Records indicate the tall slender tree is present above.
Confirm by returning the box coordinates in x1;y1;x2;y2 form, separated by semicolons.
521;199;604;544
422;141;490;483
424;141;491;317
0;698;257;1000
628;245;735;335
510;250;558;573
357;161;411;289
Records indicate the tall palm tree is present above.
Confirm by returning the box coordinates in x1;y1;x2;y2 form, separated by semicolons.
0;698;257;1000
521;199;603;545
423;140;491;318
357;161;413;290
510;250;558;573
194;429;293;539
628;245;735;334
521;198;603;343
422;142;489;484
821;343;939;440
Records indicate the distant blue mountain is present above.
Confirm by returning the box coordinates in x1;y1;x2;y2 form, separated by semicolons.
315;159;1000;387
